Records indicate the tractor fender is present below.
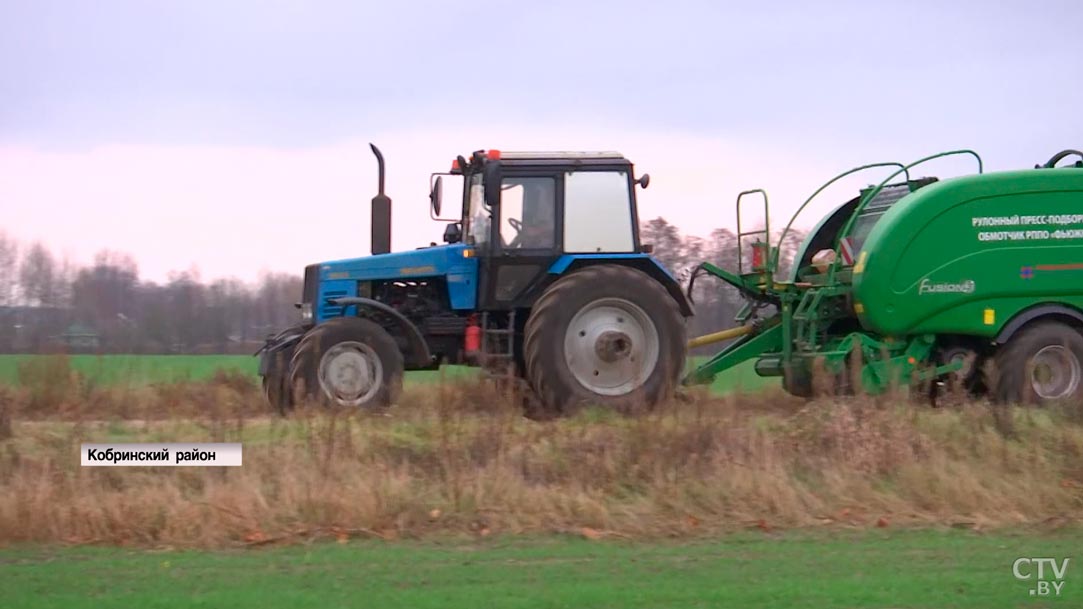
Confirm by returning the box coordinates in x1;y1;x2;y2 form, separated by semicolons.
547;254;694;317
994;303;1083;345
327;296;435;369
255;324;308;375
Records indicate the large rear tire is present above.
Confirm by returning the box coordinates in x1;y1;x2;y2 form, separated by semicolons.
288;317;404;410
523;265;686;418
995;321;1083;405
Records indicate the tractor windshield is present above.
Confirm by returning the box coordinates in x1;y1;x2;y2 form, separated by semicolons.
465;173;490;247
500;177;557;249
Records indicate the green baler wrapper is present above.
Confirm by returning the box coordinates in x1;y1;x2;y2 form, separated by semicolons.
854;168;1083;339
684;151;1083;396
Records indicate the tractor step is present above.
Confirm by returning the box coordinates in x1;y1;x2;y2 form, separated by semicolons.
478;311;519;380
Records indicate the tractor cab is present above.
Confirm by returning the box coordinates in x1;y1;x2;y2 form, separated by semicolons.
433;150;652;310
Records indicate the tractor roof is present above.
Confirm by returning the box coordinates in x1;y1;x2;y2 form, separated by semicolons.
498;151;625;160
494;150;631;167
450;150;632;174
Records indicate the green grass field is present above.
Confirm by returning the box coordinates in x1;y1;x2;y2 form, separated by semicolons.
0;354;258;385
2;529;1077;608
0;354;775;394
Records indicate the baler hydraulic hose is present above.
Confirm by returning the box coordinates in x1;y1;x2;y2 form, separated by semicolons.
685;264;706;305
687;325;753;349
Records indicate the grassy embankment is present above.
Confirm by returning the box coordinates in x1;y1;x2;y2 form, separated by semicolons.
0;354;1080;547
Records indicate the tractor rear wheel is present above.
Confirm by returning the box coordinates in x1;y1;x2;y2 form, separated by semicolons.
995;321;1083;405
288;317;404;410
523;265;686;418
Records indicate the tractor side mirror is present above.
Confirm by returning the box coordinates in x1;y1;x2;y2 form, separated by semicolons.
429;173;462;222
430;175;444;217
443;222;462;244
636;173;650;189
483;160;501;210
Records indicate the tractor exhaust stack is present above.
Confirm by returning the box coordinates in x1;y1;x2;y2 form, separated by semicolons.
369;143;392;255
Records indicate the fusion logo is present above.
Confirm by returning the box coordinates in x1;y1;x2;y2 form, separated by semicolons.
1012;557;1069;597
918;279;976;295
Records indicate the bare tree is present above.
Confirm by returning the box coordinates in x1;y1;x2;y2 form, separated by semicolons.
71;250;140;350
206;277;249;351
164;269;207;353
55;256;75;308
639;217;687;274
18;242;57;306
0;232;17;306
254;272;302;336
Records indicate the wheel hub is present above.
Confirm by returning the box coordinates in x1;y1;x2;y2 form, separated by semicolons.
317;341;383;406
1029;345;1081;401
594;330;633;363
563;298;660;396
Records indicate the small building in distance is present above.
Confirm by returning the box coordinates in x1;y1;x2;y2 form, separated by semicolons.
56;323;100;353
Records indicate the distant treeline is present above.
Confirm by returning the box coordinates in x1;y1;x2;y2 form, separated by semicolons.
0;232;299;354
0;220;805;355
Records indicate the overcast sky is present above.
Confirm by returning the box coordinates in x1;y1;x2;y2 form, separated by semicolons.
2;0;1081;282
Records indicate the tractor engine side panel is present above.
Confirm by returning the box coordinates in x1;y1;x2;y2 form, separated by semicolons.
371;278;467;365
853;169;1083;338
313;243;479;324
307;244;480;367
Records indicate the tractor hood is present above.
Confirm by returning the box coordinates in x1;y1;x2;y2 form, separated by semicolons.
310;243;479;311
316;243;474;280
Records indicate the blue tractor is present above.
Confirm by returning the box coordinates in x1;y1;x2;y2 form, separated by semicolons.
257;145;693;418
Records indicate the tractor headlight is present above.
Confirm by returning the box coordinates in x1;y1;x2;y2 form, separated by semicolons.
300;302;313;323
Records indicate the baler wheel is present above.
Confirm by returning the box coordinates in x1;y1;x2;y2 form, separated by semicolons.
523;264;686;418
782;368;813;398
995;321;1083;405
288;317;404;409
928;346;986;406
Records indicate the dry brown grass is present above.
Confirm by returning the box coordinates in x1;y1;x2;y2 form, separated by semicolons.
0;365;1082;548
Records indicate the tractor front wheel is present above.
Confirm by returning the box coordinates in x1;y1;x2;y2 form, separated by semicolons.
262;348;293;415
523;265;686;418
288;317;404;410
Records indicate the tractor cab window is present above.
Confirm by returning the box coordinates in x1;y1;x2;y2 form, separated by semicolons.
500;177;556;249
465;173;490;247
563;170;635;253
